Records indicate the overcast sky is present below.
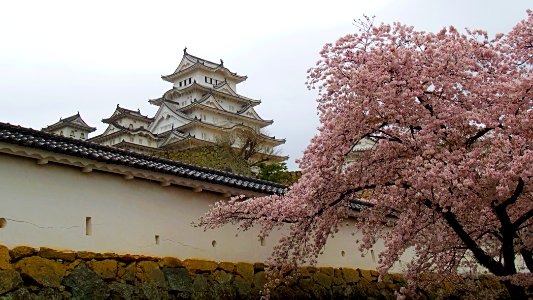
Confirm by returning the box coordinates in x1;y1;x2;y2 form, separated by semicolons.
0;1;530;169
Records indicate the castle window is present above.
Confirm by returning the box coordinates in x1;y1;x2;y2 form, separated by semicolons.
85;217;92;236
188;78;192;84
229;105;234;112
80;132;85;139
129;124;133;129
205;76;208;83
70;130;75;137
209;78;213;84
179;82;182;87
138;139;143;145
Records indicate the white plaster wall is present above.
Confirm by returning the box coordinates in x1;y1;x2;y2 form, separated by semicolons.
115;117;150;130
190;70;238;91
0;153;393;269
49;127;89;140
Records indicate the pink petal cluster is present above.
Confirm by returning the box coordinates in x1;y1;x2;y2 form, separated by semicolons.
199;11;533;297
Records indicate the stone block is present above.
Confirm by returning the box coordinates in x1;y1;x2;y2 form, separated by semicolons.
119;262;136;283
136;261;167;288
253;271;266;289
139;282;169;300
360;269;374;282
298;278;313;290
163;267;192;292
15;256;67;288
88;259;117;280
233;275;251;299
117;254;138;263
76;251;97;260
94;252;119;260
381;273;393;284
0;245;12;270
218;262;235;273
298;267;312;278
253;262;265;272
390;273;405;283
212;270;233;285
9;246;36;261
2;287;34;299
67;259;83;272
183;259;217;273
109;282;134;299
0;269;23;294
319;267;334;276
313;271;332;289
211;283;237;299
159;256;182;268
332;275;345;286
235;262;254;281
334;268;342;278
342;268;360;283
62;263;110;300
38;247;76;262
192;274;210;292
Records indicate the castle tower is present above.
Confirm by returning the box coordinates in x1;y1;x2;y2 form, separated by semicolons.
42;113;96;140
88;49;286;162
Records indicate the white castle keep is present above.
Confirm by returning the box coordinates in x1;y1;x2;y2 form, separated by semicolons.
43;49;286;163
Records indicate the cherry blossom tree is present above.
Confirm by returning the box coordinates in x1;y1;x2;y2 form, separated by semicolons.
199;11;533;298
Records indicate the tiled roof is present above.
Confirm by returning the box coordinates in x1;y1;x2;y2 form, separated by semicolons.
42;113;96;133
102;105;153;124
0;122;287;195
163;51;246;80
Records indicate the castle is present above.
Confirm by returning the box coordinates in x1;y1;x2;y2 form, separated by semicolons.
43;49;286;163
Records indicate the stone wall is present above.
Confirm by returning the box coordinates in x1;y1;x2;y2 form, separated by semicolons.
0;245;405;299
0;245;510;299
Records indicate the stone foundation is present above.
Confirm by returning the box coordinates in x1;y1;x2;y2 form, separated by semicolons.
0;245;509;299
0;245;407;299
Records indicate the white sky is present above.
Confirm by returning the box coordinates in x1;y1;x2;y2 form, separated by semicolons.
0;0;530;170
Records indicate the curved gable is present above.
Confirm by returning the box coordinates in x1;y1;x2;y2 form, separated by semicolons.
149;102;192;133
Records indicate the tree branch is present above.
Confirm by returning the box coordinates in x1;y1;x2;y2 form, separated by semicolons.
423;199;506;275
497;178;524;209
465;127;493;147
513;208;533;230
491;202;518;274
417;95;434;116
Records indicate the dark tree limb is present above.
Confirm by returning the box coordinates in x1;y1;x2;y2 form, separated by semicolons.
512;208;533;230
498;178;524;209
423;199;506;276
492;202;518;274
465;127;494;147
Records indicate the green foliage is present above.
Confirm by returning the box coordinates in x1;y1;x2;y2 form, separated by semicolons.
256;162;301;185
157;145;253;176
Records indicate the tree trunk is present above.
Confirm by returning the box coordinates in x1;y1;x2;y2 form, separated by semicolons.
503;281;527;300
